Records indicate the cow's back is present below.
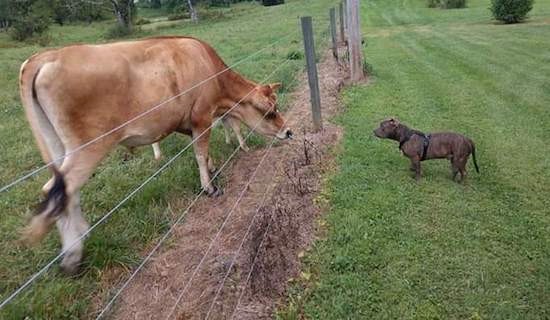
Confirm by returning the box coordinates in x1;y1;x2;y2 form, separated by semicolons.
26;37;221;145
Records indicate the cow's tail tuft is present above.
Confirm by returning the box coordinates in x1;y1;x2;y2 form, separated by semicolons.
22;169;67;245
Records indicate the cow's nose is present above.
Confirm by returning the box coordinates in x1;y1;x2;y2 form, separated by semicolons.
286;129;293;139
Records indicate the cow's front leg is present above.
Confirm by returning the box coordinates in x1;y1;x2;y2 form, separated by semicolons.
192;127;222;197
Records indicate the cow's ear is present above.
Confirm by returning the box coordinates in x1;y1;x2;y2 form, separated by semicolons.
257;85;272;96
269;83;282;92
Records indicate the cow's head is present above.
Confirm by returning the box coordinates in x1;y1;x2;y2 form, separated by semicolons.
235;83;293;140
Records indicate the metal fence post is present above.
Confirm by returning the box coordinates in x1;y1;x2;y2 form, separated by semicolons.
300;17;322;132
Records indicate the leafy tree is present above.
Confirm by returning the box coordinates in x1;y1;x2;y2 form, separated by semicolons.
165;0;199;22
69;0;109;23
150;0;162;8
50;0;71;25
8;0;52;40
0;0;11;29
110;0;136;29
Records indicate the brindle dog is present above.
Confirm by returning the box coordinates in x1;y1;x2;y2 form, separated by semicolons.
373;118;479;182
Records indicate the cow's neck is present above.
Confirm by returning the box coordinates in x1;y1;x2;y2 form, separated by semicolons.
216;70;257;113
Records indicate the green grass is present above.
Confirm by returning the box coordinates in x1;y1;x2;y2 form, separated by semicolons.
0;1;334;318
299;0;550;319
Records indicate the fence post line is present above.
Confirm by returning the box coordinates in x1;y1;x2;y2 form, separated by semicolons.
339;2;345;42
300;16;322;132
348;0;364;82
329;8;338;59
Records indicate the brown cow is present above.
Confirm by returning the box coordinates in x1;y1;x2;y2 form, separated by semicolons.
19;36;292;274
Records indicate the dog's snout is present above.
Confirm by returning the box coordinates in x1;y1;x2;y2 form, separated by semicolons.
286;129;293;139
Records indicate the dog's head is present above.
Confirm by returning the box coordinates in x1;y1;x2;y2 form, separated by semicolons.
373;118;400;139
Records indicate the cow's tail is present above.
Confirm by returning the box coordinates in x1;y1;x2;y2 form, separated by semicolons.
19;56;68;244
469;138;480;174
24;171;67;244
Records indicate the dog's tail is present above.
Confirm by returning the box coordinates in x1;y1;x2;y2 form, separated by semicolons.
469;139;480;173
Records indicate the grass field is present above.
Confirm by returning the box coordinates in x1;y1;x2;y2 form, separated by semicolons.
0;1;333;318
297;0;550;319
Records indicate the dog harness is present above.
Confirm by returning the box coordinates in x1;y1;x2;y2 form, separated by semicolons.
399;132;431;161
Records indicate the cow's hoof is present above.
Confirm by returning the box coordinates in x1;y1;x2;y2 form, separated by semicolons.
207;186;223;197
60;261;81;277
240;145;250;152
60;252;82;276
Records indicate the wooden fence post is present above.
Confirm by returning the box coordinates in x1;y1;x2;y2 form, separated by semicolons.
330;8;338;59
300;17;322;132
339;2;345;42
348;0;364;82
346;0;351;36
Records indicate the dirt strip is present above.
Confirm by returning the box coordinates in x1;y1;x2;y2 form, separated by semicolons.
105;48;346;320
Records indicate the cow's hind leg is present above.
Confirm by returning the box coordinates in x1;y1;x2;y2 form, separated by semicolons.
222;118;232;145
152;142;162;161
56;191;88;275
55;143;113;275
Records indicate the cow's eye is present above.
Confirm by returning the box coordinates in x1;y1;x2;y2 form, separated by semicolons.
265;111;277;120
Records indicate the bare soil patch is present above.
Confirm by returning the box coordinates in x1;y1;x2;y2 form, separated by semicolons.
105;48;347;320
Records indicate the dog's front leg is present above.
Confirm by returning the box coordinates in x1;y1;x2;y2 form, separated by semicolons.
411;157;422;181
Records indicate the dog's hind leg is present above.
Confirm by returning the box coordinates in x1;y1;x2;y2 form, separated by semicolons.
452;157;467;183
451;160;459;181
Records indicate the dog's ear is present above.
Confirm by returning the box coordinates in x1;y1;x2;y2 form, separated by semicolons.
389;117;400;125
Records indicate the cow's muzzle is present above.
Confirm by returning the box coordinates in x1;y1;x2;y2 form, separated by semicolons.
277;128;293;140
286;130;294;139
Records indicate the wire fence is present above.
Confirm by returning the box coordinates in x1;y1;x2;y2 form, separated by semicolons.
0;40;295;311
229;206;275;320
94;58;296;319
165;110;294;320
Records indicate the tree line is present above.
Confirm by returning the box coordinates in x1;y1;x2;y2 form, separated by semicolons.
0;0;283;41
